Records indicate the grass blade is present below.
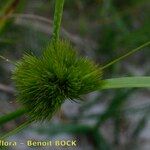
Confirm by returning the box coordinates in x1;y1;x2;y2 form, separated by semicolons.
0;120;31;140
101;41;150;70
0;108;27;125
102;77;150;89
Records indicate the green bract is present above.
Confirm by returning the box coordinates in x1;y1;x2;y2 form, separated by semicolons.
12;40;102;121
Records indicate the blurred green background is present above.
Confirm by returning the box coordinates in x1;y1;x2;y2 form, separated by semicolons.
0;0;150;150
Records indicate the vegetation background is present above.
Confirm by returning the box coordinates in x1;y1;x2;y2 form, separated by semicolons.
0;0;150;149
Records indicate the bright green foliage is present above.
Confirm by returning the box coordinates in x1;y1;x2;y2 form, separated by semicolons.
52;0;65;42
12;40;102;121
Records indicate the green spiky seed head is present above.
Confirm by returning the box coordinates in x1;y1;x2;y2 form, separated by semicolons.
12;40;102;121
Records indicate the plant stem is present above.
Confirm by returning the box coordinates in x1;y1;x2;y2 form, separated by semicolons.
101;41;150;70
0;120;32;140
52;0;65;42
0;108;27;125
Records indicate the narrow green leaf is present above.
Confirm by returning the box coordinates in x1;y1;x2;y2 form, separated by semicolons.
36;123;92;135
0;108;27;125
101;41;150;70
102;77;150;89
0;120;31;140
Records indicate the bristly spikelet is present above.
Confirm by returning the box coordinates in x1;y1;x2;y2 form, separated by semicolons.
12;40;102;121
